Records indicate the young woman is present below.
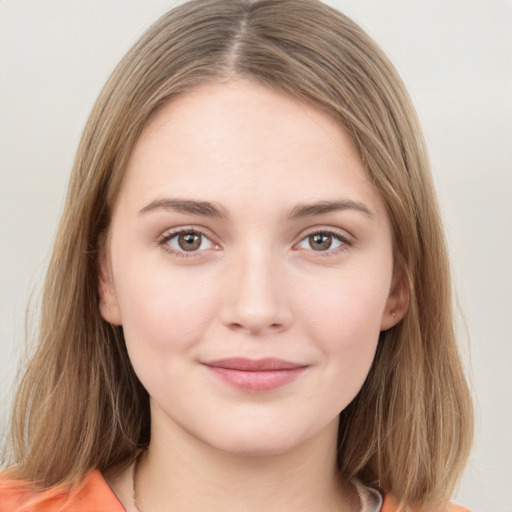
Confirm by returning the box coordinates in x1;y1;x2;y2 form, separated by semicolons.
0;1;473;511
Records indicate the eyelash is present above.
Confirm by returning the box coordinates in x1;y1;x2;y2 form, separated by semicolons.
297;229;352;257
159;227;215;259
158;227;352;259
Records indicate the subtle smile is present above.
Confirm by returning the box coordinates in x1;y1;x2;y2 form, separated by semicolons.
202;358;309;392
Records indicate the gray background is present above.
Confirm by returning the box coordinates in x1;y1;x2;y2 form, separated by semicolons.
1;1;511;510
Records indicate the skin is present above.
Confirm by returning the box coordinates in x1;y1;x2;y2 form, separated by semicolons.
100;80;408;512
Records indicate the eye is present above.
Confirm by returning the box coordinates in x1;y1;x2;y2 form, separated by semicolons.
296;230;350;253
160;228;217;257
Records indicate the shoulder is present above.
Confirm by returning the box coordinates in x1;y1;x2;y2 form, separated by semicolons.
382;494;472;512
0;469;125;512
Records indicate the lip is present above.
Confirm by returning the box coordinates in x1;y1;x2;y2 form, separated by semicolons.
202;358;308;392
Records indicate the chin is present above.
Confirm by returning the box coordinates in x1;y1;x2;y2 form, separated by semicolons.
198;418;336;459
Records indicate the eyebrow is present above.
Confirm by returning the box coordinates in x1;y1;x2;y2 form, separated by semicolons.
286;199;373;220
139;198;229;218
139;197;373;220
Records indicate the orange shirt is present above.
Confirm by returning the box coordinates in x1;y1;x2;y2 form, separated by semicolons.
0;470;123;512
0;469;471;512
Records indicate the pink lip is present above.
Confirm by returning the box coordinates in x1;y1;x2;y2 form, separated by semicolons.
202;358;308;392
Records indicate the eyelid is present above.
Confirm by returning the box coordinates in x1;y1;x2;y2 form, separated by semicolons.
159;226;220;258
294;227;353;255
158;225;353;259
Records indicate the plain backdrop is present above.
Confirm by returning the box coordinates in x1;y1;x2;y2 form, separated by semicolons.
1;1;511;510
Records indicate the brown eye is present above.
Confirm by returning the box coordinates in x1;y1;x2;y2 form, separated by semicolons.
178;232;202;251
309;233;333;251
296;230;348;254
163;229;216;255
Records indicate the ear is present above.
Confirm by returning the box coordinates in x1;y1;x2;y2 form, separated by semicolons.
97;238;122;326
380;262;410;331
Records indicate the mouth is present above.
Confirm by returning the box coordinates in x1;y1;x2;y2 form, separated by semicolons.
201;358;308;392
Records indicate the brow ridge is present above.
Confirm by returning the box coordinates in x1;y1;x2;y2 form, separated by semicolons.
139;198;229;218
139;197;373;220
287;199;373;220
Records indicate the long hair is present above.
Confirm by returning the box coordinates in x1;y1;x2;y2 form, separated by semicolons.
5;1;472;509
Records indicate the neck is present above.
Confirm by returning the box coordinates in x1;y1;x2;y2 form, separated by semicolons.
131;408;358;512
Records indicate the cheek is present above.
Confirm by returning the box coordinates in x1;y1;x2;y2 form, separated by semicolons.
112;257;219;354
113;262;222;401
296;267;391;395
299;266;390;342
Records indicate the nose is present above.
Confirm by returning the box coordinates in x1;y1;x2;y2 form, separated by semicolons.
219;244;293;335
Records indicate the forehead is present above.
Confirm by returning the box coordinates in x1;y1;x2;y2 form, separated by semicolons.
117;79;383;217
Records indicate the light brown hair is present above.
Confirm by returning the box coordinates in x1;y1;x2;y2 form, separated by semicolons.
4;0;472;509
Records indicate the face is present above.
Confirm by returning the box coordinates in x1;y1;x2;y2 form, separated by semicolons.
100;80;406;457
